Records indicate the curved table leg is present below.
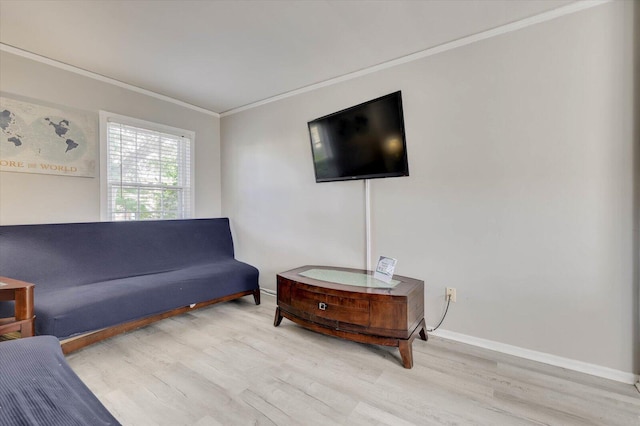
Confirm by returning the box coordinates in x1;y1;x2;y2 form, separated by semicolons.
399;318;427;368
398;340;413;369
273;307;283;327
419;319;428;341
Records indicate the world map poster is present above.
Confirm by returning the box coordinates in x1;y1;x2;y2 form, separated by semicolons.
0;96;96;177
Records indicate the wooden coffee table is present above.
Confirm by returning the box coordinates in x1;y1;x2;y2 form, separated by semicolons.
0;276;35;338
274;265;426;368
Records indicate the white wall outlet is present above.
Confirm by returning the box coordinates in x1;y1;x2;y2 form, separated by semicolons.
446;287;457;302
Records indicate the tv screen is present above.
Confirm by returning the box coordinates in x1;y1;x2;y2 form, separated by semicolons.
308;91;409;183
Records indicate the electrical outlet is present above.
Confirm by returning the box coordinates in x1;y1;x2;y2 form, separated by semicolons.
446;287;457;303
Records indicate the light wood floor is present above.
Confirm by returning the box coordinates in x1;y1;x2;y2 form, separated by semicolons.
66;294;640;426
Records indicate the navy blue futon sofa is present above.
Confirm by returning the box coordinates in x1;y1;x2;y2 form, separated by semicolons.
0;218;259;343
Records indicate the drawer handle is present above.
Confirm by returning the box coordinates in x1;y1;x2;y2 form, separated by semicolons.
318;302;327;311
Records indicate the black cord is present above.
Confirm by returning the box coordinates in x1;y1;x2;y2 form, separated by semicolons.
427;295;451;332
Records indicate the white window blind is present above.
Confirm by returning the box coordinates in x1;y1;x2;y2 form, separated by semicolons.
105;119;192;221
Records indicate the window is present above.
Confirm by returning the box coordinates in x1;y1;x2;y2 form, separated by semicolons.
100;112;194;221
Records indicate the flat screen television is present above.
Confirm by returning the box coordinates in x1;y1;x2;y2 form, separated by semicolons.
307;91;409;183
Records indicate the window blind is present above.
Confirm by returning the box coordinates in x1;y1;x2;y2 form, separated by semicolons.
106;121;192;221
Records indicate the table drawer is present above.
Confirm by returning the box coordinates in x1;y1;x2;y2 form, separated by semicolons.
290;287;370;327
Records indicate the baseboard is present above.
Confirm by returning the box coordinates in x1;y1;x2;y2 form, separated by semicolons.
261;288;277;296
261;287;637;385
431;328;638;385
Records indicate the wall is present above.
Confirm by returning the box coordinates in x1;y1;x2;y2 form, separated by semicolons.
0;51;221;225
221;1;638;375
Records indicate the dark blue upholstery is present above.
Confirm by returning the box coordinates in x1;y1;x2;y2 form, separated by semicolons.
0;218;259;338
0;336;120;425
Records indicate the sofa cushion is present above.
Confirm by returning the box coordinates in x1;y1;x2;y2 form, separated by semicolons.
0;219;237;290
34;259;258;338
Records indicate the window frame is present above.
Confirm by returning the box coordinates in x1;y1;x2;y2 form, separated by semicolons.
99;111;196;221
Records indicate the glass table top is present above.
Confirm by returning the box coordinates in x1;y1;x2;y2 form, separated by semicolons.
299;268;400;289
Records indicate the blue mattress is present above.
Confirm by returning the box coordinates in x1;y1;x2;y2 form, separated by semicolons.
0;336;120;426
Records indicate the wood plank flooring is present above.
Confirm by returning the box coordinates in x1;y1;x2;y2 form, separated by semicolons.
66;294;640;425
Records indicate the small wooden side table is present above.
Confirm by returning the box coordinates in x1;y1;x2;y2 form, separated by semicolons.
0;276;35;338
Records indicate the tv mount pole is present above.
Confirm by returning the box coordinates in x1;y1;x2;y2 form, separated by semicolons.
365;179;372;271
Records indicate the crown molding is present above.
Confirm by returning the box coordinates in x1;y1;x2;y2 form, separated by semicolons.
0;43;220;118
220;0;611;117
0;0;611;119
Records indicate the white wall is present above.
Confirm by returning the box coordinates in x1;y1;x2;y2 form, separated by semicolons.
221;93;368;280
222;1;638;375
0;51;221;225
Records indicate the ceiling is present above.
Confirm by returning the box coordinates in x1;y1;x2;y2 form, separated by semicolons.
0;0;576;114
